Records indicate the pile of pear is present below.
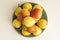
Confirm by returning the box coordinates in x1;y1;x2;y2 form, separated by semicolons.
12;2;47;36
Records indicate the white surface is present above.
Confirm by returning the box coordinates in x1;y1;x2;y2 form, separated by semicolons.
0;0;60;40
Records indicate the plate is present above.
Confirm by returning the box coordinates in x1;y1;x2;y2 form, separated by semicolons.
12;2;48;37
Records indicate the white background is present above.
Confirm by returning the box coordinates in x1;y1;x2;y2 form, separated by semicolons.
0;0;60;40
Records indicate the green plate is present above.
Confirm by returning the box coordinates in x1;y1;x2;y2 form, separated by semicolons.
12;2;48;37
